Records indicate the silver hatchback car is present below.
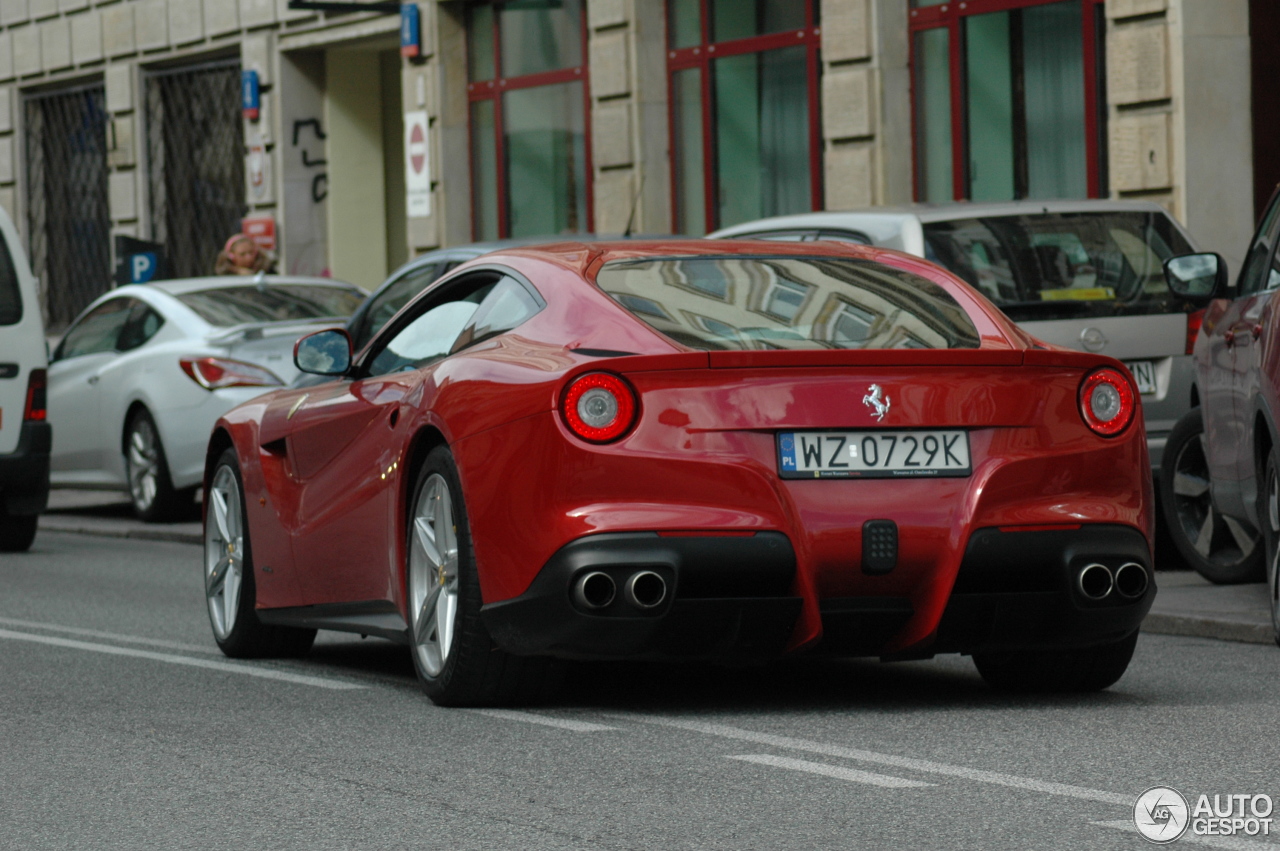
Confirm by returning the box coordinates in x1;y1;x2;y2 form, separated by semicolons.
710;200;1200;478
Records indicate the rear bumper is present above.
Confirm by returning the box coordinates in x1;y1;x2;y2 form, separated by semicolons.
0;421;51;516
481;532;801;660
932;525;1154;654
482;524;1154;661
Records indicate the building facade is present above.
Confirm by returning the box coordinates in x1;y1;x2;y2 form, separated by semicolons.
0;0;1264;327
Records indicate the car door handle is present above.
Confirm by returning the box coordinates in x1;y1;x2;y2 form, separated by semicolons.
87;375;99;385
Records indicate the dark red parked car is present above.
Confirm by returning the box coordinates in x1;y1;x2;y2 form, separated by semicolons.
203;240;1155;704
1163;190;1280;645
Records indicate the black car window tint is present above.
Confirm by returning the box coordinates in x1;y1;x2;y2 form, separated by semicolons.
55;298;135;360
366;278;498;375
0;236;21;326
117;303;166;352
450;276;541;353
1237;196;1280;296
737;231;813;242
816;230;872;245
922;212;1193;321
356;264;443;349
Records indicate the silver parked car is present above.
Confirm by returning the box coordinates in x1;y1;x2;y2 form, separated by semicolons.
710;201;1200;477
47;275;366;521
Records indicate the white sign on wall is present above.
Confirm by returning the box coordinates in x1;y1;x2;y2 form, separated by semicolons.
404;111;431;218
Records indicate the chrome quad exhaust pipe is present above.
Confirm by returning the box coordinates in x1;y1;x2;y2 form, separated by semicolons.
625;570;668;609
1113;562;1149;600
1077;562;1114;601
572;571;617;610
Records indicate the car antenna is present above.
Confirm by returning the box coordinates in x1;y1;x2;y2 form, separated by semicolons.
622;174;645;238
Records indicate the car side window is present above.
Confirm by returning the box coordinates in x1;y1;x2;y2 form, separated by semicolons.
117;302;165;352
54;298;135;360
365;275;499;376
353;263;443;350
449;276;542;353
1237;195;1280;296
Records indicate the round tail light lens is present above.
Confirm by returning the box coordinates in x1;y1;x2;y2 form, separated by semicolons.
561;372;638;443
1079;368;1136;436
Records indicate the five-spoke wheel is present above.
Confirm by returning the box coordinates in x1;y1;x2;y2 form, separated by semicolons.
408;471;460;677
205;459;245;641
405;446;556;706
1159;407;1264;584
204;447;314;658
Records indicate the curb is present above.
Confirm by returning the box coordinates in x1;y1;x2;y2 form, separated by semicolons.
39;518;202;546
1141;613;1275;646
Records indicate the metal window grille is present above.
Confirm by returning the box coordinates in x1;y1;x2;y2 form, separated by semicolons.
146;61;245;279
24;85;110;329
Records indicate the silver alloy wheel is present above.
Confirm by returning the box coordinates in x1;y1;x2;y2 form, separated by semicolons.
1170;432;1258;563
408;473;460;677
205;464;244;640
127;416;161;512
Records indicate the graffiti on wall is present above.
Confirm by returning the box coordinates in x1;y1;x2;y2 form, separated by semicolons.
292;118;328;203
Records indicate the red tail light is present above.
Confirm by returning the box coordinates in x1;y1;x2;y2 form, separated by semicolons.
560;372;638;443
180;357;283;390
23;368;46;421
1079;368;1136;437
1185;309;1205;356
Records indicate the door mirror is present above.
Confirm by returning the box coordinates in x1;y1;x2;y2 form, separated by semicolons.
1164;253;1227;303
294;328;352;375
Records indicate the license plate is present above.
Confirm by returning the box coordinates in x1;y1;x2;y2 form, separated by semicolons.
777;430;971;479
1125;360;1156;395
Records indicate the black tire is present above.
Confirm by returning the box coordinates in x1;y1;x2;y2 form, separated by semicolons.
205;448;316;658
1159;407;1264;584
973;631;1139;693
1258;447;1280;647
124;409;185;523
406;446;560;706
0;509;37;552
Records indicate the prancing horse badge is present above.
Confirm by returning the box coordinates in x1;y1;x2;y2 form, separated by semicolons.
863;384;890;422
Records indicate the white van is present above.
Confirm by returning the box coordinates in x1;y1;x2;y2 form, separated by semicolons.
0;206;49;551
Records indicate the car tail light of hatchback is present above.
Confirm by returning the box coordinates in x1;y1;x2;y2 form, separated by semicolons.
1079;368;1136;437
560;372;638;443
23;368;46;421
1186;309;1205;356
180;357;283;391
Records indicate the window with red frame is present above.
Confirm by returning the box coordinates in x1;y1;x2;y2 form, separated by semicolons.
466;0;592;240
910;0;1106;202
666;0;822;236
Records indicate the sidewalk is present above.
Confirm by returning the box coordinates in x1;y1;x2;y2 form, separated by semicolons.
36;491;1277;647
39;489;203;546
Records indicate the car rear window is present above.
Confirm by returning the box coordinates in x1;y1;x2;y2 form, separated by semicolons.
596;256;981;351
922;212;1193;321
177;284;364;327
0;237;22;326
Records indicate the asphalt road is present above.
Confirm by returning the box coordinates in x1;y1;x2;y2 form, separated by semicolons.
1;531;1277;850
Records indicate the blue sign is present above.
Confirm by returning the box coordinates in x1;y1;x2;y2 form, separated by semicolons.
241;70;260;120
129;252;158;283
400;4;420;58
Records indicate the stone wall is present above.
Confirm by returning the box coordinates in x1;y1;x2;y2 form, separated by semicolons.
1106;0;1255;266
586;0;668;234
